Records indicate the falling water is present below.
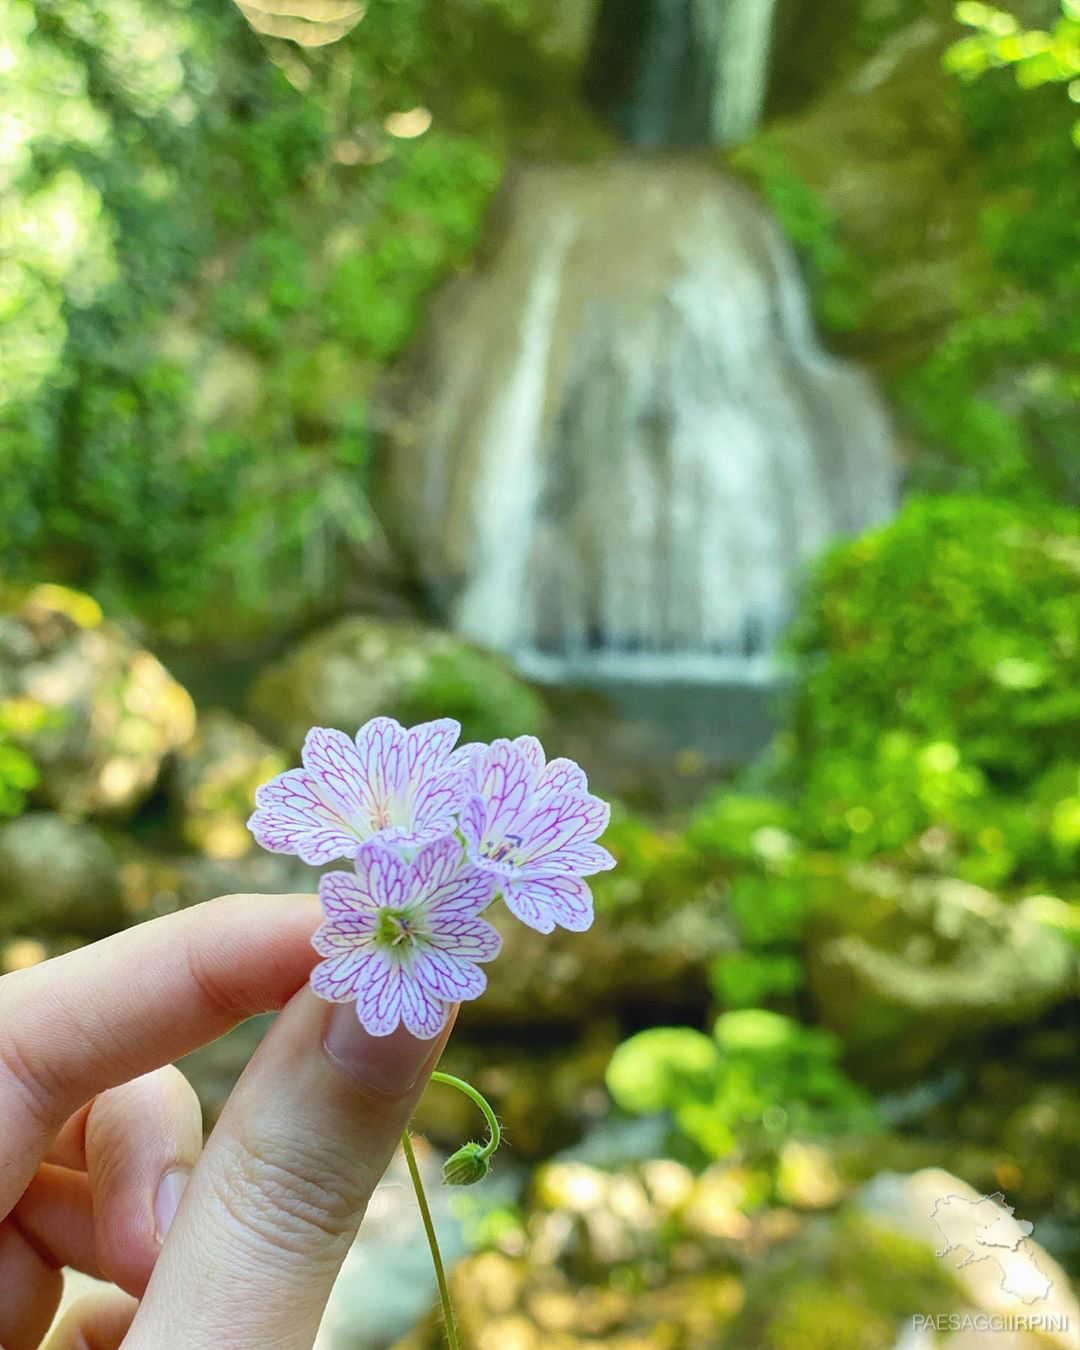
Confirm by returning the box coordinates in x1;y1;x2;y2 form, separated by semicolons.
393;159;896;685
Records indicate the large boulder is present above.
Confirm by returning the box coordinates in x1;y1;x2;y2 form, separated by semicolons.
170;709;286;860
808;864;1079;1077
250;615;546;753
0;813;123;936
0;585;196;817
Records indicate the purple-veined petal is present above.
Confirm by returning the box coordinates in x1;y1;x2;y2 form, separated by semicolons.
310;949;378;1003
460;794;487;855
426;914;502;961
356;951;404;1035
399;972;452;1039
420;865;498;921
353;716;407;809
311;920;377;957
504;876;594;933
476;740;539;843
410;947;488;1001
406;718;461;782
409;763;471;838
301;728;376;826
536;757;588;799
514;792;610;867
320;869;380;919
520;842;616;877
513;736;546;772
353;840;409;909
249;768;362;863
411;836;466;901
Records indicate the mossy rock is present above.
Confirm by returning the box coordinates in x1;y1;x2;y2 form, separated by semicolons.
0;584;196;818
0;813;123;937
249;615;547;753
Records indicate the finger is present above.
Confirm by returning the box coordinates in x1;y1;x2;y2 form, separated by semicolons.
11;1164;102;1279
127;991;455;1350
44;1104;93;1170
0;1217;63;1350
0;892;320;1219
85;1066;204;1296
44;1291;138;1350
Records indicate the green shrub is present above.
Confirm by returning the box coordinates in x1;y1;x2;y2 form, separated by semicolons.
788;495;1080;886
606;1011;876;1166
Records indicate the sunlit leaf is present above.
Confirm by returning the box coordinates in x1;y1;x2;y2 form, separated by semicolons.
231;0;366;47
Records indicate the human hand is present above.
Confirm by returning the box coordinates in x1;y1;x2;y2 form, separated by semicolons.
0;893;453;1349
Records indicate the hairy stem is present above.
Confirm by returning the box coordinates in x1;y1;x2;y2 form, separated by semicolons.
401;1129;460;1350
431;1070;501;1158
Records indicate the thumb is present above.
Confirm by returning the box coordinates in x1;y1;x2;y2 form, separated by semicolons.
126;988;453;1350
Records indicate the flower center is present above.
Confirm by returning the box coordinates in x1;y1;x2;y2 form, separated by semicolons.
484;834;522;867
376;908;418;949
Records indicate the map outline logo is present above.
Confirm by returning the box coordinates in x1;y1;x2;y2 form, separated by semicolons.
929;1190;1053;1305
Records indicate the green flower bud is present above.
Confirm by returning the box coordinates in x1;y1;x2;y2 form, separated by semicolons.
442;1141;490;1186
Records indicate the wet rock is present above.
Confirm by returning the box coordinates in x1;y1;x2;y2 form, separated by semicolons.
0;584;195;817
250;615;546;753
856;1169;1079;1349
0;813;123;936
807;865;1079;1077
170;709;286;860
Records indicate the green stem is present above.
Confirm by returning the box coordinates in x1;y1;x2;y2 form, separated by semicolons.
401;1129;460;1350
431;1071;501;1159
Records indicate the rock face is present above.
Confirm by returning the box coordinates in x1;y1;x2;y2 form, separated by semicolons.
250;615;546;753
0;585;196;817
170;709;286;860
807;866;1079;1076
0;813;123;935
856;1169;1079;1349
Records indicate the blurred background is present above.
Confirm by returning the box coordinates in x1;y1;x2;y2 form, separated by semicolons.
2;0;1079;1345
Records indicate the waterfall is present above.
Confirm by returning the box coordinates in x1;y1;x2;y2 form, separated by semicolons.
585;0;780;147
392;160;896;684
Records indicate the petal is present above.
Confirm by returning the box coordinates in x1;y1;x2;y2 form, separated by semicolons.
249;768;361;863
399;974;452;1039
514;792;611;867
503;876;595;933
520;842;617;877
301;728;376;826
427;914;502;961
353;840;410;909
513;736;546;772
311;920;376;957
353;716;407;807
536;757;588;799
320;869;379;919
460;794;487;855
411;837;467;902
310;950;377;1003
411;947;488;1001
356;952;404;1035
422;866;498;921
476;740;539;843
447;741;487;787
409;763;471;837
405;718;461;782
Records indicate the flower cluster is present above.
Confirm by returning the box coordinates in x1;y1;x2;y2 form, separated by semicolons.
249;717;613;1038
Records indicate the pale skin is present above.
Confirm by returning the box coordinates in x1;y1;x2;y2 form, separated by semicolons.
0;893;454;1350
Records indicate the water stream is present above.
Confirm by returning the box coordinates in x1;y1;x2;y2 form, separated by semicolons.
396;158;896;689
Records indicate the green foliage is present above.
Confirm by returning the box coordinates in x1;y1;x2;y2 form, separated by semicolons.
946;1;1080;148
0;0;584;639
394;644;548;745
788;494;1080;887
606;1011;876;1165
0;704;40;819
728;140;869;334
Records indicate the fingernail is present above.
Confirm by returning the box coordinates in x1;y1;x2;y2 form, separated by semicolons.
323;1004;440;1096
154;1167;190;1242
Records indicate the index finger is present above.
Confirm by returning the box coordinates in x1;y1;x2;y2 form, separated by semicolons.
0;893;320;1220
